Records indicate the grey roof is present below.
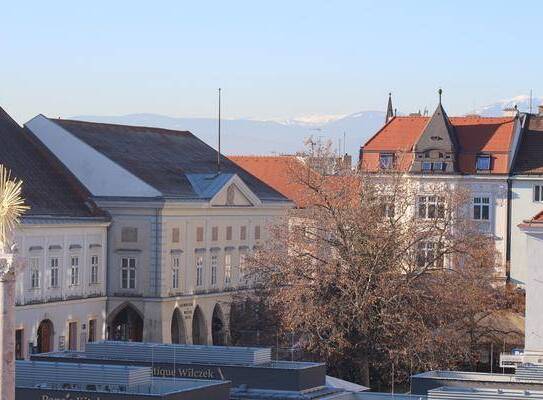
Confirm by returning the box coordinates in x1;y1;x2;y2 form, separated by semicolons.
414;103;458;153
0;107;105;219
50;119;289;202
512;115;543;175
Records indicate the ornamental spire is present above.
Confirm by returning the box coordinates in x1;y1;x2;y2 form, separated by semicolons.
385;92;394;123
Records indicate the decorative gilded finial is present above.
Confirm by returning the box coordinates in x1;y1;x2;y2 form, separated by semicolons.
0;165;29;251
438;88;443;104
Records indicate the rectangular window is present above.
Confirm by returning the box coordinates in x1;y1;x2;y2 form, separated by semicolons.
254;225;261;240
68;322;78;351
70;256;80;286
422;161;433;171
534;185;543;202
30;258;40;289
417;196;445;219
211;255;218;286
476;155;491;171
172;256;180;289
416;241;444;269
121;227;138;243
15;329;23;360
473;197;490;221
226;226;232;241
240;226;247;241
225;254;232;284
172;228;180;243
433;162;445;171
380;195;395;218
121;257;136;289
212;226;218;241
239;253;247;284
379;153;394;169
50;257;59;288
90;255;99;284
88;319;96;343
196;256;204;287
196;227;204;242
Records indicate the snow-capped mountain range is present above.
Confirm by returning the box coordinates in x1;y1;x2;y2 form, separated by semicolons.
72;95;542;159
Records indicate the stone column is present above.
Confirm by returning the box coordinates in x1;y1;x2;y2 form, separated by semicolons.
0;251;16;400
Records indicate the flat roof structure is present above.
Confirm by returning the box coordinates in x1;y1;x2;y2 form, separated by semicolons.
16;360;230;400
411;368;543;395
31;341;341;399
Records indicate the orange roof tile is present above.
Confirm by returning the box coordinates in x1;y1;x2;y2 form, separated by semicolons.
361;116;517;174
229;156;308;207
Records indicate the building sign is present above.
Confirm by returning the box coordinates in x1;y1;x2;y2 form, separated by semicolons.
58;336;65;351
153;365;225;380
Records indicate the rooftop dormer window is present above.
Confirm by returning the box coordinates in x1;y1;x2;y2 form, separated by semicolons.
476;155;491;171
379;153;394;170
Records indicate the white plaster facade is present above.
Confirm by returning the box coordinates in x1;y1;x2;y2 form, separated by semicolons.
12;219;109;359
510;177;543;285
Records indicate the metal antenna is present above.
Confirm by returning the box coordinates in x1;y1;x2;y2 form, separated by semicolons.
530;89;533;114
217;88;222;172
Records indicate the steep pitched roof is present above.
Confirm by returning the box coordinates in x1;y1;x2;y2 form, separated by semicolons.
229;156;308;207
413;103;458;152
512;115;543;175
0;108;103;219
361;115;517;174
48;119;288;202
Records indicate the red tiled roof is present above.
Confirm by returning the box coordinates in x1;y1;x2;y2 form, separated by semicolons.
361;116;517;174
229;156;308;207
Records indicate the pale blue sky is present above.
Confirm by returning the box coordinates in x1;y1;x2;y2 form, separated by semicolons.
1;0;542;123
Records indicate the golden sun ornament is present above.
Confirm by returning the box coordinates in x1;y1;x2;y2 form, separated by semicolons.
0;165;29;248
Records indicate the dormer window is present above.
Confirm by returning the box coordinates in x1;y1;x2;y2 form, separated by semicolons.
476;155;491;171
379;153;394;170
422;162;432;171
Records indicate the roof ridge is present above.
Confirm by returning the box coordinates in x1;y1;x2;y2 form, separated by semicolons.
50;118;193;137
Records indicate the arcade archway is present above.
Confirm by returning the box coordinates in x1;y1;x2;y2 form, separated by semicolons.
212;304;226;346
192;306;207;345
171;308;186;344
109;303;143;342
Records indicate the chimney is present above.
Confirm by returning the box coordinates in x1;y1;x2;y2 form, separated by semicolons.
539;105;543;116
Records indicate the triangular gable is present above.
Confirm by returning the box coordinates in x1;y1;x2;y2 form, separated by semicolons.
211;174;262;207
410;103;458;173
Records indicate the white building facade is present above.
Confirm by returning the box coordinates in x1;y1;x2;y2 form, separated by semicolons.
0;106;110;360
25;115;291;346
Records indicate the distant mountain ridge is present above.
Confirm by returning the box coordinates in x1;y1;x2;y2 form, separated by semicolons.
72;94;541;158
72;111;386;158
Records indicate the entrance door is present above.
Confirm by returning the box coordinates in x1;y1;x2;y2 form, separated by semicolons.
37;320;54;353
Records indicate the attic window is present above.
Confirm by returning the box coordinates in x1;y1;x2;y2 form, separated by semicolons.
476;155;491;171
379;153;394;170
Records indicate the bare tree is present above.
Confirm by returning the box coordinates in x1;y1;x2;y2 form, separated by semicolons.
239;147;519;388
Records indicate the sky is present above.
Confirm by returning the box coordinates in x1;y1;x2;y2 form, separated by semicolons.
2;0;543;123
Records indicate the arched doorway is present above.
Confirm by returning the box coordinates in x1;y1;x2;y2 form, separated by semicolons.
109;304;143;342
171;308;186;344
192;306;207;345
212;304;226;346
37;319;54;353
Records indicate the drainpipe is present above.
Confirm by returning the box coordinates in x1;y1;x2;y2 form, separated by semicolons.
506;178;512;282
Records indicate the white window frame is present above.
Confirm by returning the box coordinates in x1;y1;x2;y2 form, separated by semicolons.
70;256;80;286
49;257;59;288
30;257;40;289
211;254;218;286
417;195;445;219
196;256;204;287
416;241;444;269
121;257;137;289
172;255;180;289
224;254;232;285
90;255;99;284
379;153;394;170
473;196;490;221
534;185;543;202
239;253;247;284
